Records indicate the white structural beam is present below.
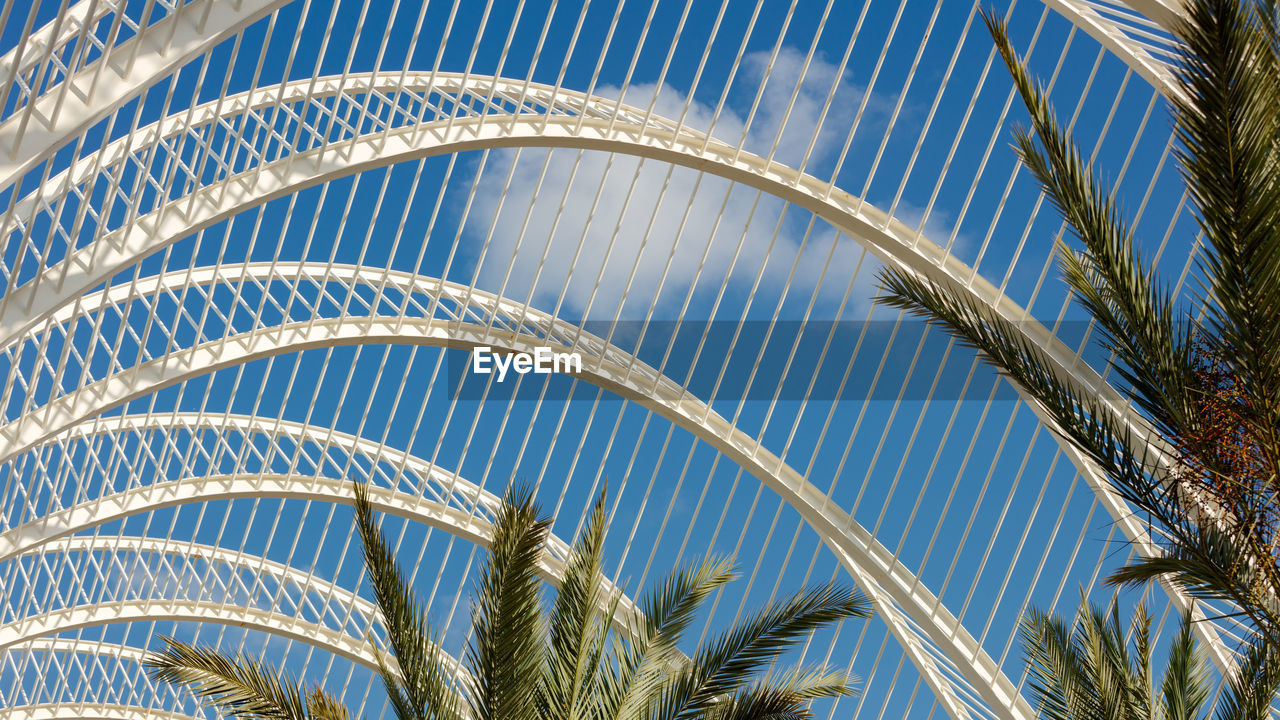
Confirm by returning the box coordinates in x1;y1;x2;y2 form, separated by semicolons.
0;72;1169;475
0;704;196;720
0;0;114;94
2;469;645;636
2;474;485;563
0;599;381;669
18;263;1218;676
8;535;469;681
0;0;1186;201
7;638;149;667
1043;0;1181;97
0;75;1180;561
0;0;287;192
1121;0;1186;32
21;534;381;628
1;300;1031;720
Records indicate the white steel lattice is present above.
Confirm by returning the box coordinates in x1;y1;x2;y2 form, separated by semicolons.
0;2;1231;720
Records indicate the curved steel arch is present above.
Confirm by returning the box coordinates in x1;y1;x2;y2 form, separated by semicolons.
8;638;150;667
9;260;1200;674
0;79;1182;645
0;0;285;192
0;72;1169;478
0;7;1198;717
1;294;1032;720
0;0;1182;197
2;469;645;635
0;704;197;720
2;640;159;710
21;534;382;628
1043;0;1181;98
0;599;381;668
8;535;467;681
0;1;1208;717
0;73;1183;626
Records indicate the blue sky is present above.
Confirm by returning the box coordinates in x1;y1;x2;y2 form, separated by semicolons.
0;0;1206;717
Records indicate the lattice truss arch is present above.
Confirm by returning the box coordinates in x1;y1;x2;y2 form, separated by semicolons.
0;2;1218;720
3;264;1028;720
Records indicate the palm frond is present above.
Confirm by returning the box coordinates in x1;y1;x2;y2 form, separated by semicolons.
541;488;613;720
982;7;1198;445
1171;0;1280;458
700;667;858;720
1215;633;1280;720
144;636;310;720
1109;519;1280;628
1019;599;1203;720
1161;611;1209;720
1019;607;1097;720
306;688;352;720
649;583;869;720
598;555;738;720
465;483;550;720
877;255;1280;653
353;482;465;720
877;268;1161;504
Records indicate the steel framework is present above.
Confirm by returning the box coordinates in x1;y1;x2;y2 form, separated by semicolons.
0;1;1235;720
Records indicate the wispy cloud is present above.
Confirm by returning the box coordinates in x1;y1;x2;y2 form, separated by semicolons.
464;49;898;322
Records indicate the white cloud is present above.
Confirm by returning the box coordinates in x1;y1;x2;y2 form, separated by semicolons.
463;49;893;321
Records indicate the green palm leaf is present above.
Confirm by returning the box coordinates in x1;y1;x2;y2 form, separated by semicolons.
597;555;738;720
649;584;870;720
353;482;465;720
150;483;867;720
880;0;1280;661
144;636;314;720
541;489;613;720
699;667;858;720
465;483;550;720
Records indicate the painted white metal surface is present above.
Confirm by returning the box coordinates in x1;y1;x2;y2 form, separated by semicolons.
0;0;287;192
2;468;646;634
0;0;1214;719
3;298;1033;720
0;704;197;720
0;600;383;668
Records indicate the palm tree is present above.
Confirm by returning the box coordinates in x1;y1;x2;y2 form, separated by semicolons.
146;482;870;720
1017;597;1280;720
877;0;1280;656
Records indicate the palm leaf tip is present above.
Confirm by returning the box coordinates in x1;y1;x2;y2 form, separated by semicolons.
701;668;859;720
144;636;311;720
543;486;615;720
467;481;551;720
306;689;352;720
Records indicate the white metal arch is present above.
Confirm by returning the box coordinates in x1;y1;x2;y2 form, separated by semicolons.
6;535;469;680
0;0;1183;198
17;255;1211;624
0;71;1183;612
0;704;196;720
1;295;1031;720
0;600;381;669
0;0;285;191
21;534;382;628
0;67;1158;418
1042;0;1180;97
2;640;161;714
9;260;1206;677
0;71;1170;479
0;78;1186;657
2;470;645;635
9;638;148;668
0;2;1209;718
